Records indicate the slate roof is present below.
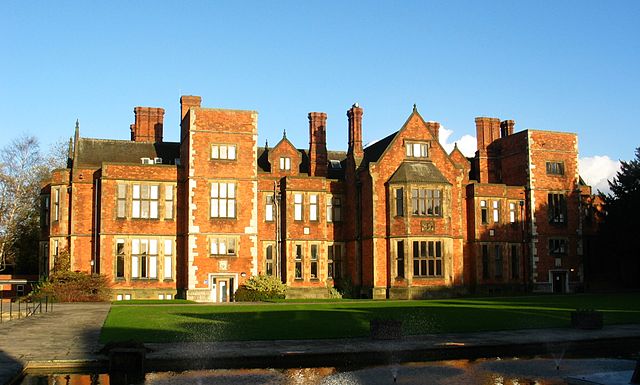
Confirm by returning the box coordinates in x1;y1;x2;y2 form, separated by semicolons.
75;138;181;167
256;147;347;179
388;161;451;185
363;131;398;166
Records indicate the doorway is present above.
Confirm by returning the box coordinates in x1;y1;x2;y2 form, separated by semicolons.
209;275;236;302
552;271;567;293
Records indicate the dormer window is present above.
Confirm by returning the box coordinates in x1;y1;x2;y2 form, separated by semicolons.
406;141;429;158
141;158;153;164
279;157;291;170
154;157;163;164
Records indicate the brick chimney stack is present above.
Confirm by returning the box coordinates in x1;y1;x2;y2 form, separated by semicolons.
500;120;515;137
474;117;501;183
426;121;441;142
180;95;202;122
130;107;164;143
347;103;364;160
308;112;328;177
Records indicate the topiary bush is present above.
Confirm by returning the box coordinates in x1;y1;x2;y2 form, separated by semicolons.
235;274;286;302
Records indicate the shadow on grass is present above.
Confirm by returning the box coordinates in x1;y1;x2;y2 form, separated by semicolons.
101;305;581;343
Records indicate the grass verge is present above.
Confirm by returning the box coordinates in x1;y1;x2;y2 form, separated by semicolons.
100;293;640;343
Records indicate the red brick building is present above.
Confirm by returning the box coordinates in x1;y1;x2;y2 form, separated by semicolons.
40;96;593;300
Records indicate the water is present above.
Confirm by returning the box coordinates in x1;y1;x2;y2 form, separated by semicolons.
19;358;635;385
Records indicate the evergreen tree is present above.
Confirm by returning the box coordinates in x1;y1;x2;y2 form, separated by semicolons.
599;147;640;288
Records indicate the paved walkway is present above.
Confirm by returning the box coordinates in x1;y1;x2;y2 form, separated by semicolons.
1;303;640;384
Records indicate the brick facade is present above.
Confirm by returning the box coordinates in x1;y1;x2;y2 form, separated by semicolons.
40;96;592;301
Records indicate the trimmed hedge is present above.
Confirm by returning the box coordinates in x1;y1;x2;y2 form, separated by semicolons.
235;274;286;302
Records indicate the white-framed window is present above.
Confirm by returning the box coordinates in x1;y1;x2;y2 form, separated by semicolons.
411;188;441;216
41;195;50;227
132;184;159;219
211;182;236;218
116;239;125;279
210;236;238;256
117;184;127;218
327;243;343;279
327;196;342;222
131;239;158;279
509;202;517;223
546;161;565;175
211;144;237;160
310;244;319;279
492;201;500;223
265;244;274;276
164;239;173;279
295;244;303;279
406;141;429;158
279;157;291;170
294;193;303;221
412;240;443;277
549;238;568;255
480;200;488;224
548;193;567;224
309;194;318;221
53;188;60;221
165;185;174;219
265;194;274;222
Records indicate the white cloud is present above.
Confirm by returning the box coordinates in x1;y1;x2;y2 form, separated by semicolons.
438;126;477;157
579;155;620;195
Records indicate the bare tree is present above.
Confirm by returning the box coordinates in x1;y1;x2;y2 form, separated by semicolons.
0;136;49;272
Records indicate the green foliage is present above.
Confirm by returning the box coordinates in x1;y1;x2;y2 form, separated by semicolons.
234;274;286;302
328;287;342;299
30;269;111;302
335;276;359;298
598;147;640;288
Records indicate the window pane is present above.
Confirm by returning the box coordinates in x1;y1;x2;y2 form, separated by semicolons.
211;239;219;255
132;239;140;254
228;200;235;217
228;145;236;160
220;145;228;159
132;256;139;278
150;185;158;199
219;200;227;217
164;240;172;255
211;183;219;198
211;199;219;217
413;143;420;157
164;256;172;279
150;201;158;218
149;256;157;278
133;185;140;199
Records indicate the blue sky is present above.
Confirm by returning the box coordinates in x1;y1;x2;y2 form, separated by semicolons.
1;1;638;191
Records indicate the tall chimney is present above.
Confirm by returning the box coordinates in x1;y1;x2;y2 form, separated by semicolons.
426;121;441;143
500;120;515;137
347;103;364;160
308;112;328;177
130;107;164;143
180;95;202;122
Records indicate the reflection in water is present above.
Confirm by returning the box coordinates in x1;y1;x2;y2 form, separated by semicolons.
19;358;635;385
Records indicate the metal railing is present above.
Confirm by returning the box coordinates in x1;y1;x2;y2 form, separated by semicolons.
0;296;52;323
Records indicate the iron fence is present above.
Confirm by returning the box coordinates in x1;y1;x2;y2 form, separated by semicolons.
0;296;52;323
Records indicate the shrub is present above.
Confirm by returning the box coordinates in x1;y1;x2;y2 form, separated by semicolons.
235;274;286;302
30;270;111;302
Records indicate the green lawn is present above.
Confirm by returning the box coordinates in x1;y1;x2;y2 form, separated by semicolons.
100;293;640;343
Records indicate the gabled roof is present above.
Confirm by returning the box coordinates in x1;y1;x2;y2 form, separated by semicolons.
257;147;347;179
74;138;180;167
388;161;451;185
363;131;398;166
